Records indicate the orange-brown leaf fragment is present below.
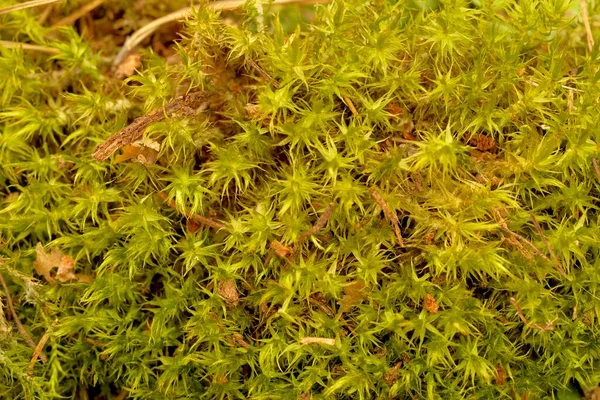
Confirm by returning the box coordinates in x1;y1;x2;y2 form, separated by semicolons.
423;293;439;313
298;391;311;400
470;133;497;152
386;102;404;116
495;364;507;386
339;280;367;313
34;243;91;284
232;333;251;349
270;240;292;258
114;53;141;79
424;232;435;245
218;279;239;306
114;138;160;165
384;362;403;385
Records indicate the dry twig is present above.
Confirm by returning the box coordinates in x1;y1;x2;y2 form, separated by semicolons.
579;0;595;52
0;273;47;363
343;96;359;117
92;91;208;160
370;187;404;246
231;333;251;349
494;210;549;262
157;192;225;230
246;58;280;88
530;214;563;274
28;329;51;372
510;297;556;332
300;337;336;346
0;0;59;15
37;2;54;24
593;158;600;182
0;40;60;55
295;202;336;248
50;0;104;28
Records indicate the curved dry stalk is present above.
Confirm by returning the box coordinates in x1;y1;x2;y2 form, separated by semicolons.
579;0;594;52
0;40;60;55
113;0;330;66
28;329;50;372
0;273;47;363
0;0;59;15
50;0;104;28
370;186;404;247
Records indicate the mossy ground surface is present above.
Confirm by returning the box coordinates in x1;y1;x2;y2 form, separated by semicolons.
1;0;600;399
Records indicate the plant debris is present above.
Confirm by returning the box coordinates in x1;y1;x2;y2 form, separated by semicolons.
33;244;91;284
218;279;239;306
1;0;600;398
92;91;208;161
338;280;367;313
423;293;439;314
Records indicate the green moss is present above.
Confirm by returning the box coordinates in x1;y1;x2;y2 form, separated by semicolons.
1;0;600;398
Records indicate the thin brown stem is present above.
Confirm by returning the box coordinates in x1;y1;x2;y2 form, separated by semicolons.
246;58;280;88
0;273;47;363
28;329;51;373
593;158;600;182
50;0;104;28
295;202;336;246
157;192;225;230
494;209;549;262
93;91;208;160
343;96;359;117
38;3;54;24
370;187;404;246
510;297;555;332
579;0;595;52
530;214;563;274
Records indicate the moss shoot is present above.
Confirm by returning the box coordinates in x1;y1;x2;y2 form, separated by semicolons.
1;0;600;398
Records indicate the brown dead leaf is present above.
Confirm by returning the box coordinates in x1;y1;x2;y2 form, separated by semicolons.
299;391;311;400
186;219;201;234
232;333;251;349
0;297;9;334
270;240;292;258
114;138;160;165
384;362;403;385
218;279;239;306
34;243;91;284
495;364;506;385
386;102;404;116
470;133;497;152
402;130;416;140
114;53;141;79
423;293;439;314
424;232;435;245
339;280;367;313
245;103;260;117
585;387;600;399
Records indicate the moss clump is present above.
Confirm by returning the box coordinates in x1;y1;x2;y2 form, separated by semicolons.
1;0;600;398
